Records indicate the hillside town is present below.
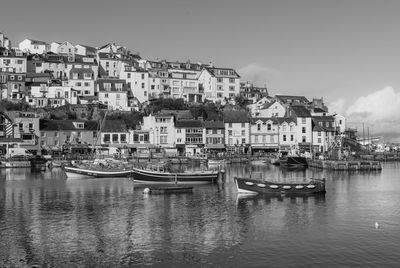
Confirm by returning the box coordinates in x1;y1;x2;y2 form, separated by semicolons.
0;31;349;159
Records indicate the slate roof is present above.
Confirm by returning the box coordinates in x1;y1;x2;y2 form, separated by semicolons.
28;39;48;45
175;120;202;128
40;120;99;131
289;105;311;118
223;110;249;123
276;95;310;104
205;67;240;78
101;120;128;132
203;120;224;129
251;117;295;124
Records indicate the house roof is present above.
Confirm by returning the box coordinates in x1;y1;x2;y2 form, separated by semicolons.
313;107;327;113
203;120;224;129
276;95;310;105
40;120;99;131
204;67;240;78
289;105;311;118
251;117;296;124
175;120;202;128
223;110;249;123
101;120;128;132
27;39;48;45
76;44;96;52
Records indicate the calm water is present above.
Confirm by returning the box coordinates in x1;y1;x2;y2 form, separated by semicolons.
1;162;400;267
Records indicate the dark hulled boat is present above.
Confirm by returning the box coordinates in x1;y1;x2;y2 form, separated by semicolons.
131;166;221;184
64;165;133;179
234;177;325;195
279;156;308;169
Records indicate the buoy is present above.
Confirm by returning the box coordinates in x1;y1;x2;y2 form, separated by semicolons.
143;188;151;194
375;222;379;229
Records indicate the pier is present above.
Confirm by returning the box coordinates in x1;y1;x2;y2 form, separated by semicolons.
308;159;382;171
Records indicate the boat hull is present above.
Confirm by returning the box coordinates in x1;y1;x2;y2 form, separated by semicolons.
131;167;219;184
234;177;325;195
64;166;133;179
279;156;308;169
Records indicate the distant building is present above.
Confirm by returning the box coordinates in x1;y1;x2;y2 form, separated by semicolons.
19;39;49;54
240;81;268;103
223;110;250;154
199;67;241;102
75;44;97;57
97;78;129;111
0;32;11;49
6;111;40;154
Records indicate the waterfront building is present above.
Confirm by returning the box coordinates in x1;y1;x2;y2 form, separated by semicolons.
100;120;129;155
130;128;152;157
203;120;225;153
286;105;313;152
39;119;99;154
6;111;40;154
97;78;130;111
18;39;49;54
57;41;76;59
74;44;97;57
276;117;298;152
198;67;240;102
334;114;346;134
142;112;177;155
249;117;280;153
223;110;250;154
311;115;337;153
0;111;21;155
175;119;204;156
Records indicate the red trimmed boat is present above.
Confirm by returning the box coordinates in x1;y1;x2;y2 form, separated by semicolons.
234;177;325;195
131;166;222;184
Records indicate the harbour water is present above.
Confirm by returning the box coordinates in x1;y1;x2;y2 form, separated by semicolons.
1;162;400;267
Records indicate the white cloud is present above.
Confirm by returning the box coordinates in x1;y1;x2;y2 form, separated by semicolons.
345;86;400;141
238;63;281;87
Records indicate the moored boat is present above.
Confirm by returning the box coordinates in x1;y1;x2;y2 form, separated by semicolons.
131;166;222;184
279;156;308;169
234;177;325;195
64;165;133;179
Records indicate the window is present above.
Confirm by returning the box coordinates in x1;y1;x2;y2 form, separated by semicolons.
54;132;59;137
241;130;245;136
229;86;235;91
228;130;232;136
76;82;81;86
41;132;45;137
302;118;306;124
318;132;321;136
127;73;131;79
115;83;123;90
242;138;245;144
302;136;306;142
267;124;271;131
228;123;232;128
213;129;217;134
283;135;287;141
160;136;168;144
112;134;118;143
241;123;245;128
290;135;294;141
318;138;321;143
257;124;261;131
73;73;78;79
104;134;110;143
229;78;235;83
84;73;91;79
141;73;145;80
177;129;181;133
255;135;258;143
217;78;223;83
120;134;126;143
141;83;145;89
93;131;97;138
160;127;167;134
302;127;306;133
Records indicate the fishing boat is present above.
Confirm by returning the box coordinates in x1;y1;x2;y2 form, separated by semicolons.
279;156;308;169
234;177;325;195
64;159;133;179
131;166;222;184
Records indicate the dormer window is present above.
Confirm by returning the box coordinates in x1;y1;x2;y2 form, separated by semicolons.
74;122;85;129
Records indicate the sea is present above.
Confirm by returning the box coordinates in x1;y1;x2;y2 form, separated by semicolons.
1;161;400;267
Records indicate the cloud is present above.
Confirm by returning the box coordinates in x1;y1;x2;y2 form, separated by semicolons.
345;86;400;141
238;63;281;87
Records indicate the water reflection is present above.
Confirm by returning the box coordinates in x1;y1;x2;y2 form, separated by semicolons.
0;163;400;267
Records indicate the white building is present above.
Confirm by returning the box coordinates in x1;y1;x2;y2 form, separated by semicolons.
198;67;240;102
255;101;286;118
28;85;78;107
120;64;149;103
0;49;27;73
75;44;97;57
223;110;250;154
169;71;202;102
97;78;129;111
141;113;177;152
19;39;48;54
68;68;96;96
49;42;61;54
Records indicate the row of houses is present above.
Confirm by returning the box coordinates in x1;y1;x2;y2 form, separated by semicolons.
0;100;346;157
0;32;269;111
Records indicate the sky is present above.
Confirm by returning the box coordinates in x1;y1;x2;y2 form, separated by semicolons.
1;0;400;141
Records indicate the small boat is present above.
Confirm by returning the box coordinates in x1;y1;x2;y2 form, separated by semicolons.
234;177;325;195
142;186;193;195
279;156;308;169
131;166;222;184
